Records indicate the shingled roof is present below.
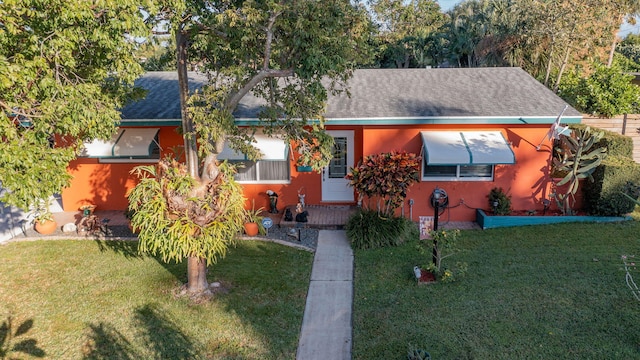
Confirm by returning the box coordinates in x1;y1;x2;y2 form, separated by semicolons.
120;68;581;125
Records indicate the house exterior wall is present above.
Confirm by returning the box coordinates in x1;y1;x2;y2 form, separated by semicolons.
62;123;560;222
359;124;557;222
61;126;183;212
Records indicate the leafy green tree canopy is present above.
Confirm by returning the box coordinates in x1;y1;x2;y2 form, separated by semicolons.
128;0;371;293
369;0;447;68
559;62;640;117
0;0;152;212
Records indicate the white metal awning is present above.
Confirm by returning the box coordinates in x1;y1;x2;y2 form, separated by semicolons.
218;134;288;160
421;131;515;165
82;128;160;158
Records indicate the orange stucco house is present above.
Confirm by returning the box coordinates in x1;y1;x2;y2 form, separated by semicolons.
62;67;582;222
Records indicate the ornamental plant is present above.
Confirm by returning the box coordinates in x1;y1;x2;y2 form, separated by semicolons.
552;126;607;215
346;151;421;217
418;229;467;283
488;187;512;215
128;158;246;293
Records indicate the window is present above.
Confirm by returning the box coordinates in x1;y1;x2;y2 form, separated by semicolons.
421;131;514;181
230;159;290;183
423;163;494;180
81;128;161;163
219;134;290;183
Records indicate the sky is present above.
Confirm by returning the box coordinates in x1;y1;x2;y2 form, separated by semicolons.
437;0;461;12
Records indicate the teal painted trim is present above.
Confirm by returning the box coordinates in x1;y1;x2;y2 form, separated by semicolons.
235;115;582;126
120;119;181;126
124;115;583;127
297;165;313;172
475;209;631;230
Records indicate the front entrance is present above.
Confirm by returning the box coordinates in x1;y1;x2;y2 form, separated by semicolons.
322;130;354;202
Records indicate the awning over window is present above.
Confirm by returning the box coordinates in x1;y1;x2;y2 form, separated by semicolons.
218;134;288;161
421;131;515;165
82;128;160;158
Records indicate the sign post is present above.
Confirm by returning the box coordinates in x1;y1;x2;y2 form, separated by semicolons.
262;217;273;236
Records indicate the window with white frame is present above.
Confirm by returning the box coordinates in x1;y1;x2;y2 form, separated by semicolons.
423;163;494;180
219;134;290;183
81;128;161;163
421;131;514;181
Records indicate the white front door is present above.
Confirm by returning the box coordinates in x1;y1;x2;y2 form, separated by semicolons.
322;130;354;202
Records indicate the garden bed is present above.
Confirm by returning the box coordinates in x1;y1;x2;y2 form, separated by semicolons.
475;209;631;229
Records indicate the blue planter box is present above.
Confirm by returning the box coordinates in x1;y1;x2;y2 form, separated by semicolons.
475;209;631;230
296;165;313;172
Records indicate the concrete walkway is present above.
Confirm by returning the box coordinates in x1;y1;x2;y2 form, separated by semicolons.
296;230;353;360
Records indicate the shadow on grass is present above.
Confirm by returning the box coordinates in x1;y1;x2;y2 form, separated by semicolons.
209;241;313;357
92;239;188;283
0;315;45;359
93;239;143;260
83;304;197;360
88;239;312;358
82;323;136;360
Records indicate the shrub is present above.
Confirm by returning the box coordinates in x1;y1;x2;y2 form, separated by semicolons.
583;155;640;216
569;123;633;159
487;187;512;215
346;151;421;217
346;210;418;250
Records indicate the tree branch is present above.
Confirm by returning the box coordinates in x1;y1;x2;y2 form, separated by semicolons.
224;68;293;111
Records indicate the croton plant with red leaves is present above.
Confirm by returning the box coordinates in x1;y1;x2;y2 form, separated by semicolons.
346;151;421;217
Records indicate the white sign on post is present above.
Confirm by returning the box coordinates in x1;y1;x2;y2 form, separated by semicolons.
262;217;273;236
419;216;434;240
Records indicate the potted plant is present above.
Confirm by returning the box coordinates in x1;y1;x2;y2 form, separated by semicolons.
33;204;57;235
243;200;264;236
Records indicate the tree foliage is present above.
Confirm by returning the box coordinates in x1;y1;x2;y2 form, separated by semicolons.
128;0;370;293
0;0;152;212
369;0;447;68
559;62;640;117
443;0;621;91
616;33;640;70
128;159;245;266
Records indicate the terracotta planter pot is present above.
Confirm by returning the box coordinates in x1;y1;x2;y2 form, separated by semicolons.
243;222;259;236
34;219;58;235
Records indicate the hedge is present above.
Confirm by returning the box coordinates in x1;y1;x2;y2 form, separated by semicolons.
583;155;640;216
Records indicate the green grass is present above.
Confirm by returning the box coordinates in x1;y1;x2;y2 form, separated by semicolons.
353;221;640;359
0;239;313;359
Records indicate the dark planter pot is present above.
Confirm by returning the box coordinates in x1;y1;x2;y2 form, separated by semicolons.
475;209;631;230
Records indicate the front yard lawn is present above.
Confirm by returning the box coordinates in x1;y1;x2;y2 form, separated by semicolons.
0;239;312;359
353;221;640;359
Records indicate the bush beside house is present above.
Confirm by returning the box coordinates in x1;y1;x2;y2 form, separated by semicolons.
575;124;640;216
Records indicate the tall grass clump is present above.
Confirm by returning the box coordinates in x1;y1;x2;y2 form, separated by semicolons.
346;210;418;250
345;151;421;249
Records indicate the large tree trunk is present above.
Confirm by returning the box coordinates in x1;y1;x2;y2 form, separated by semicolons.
187;257;209;293
543;43;555;87
176;24;208;293
176;28;199;179
607;35;618;68
553;46;572;93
